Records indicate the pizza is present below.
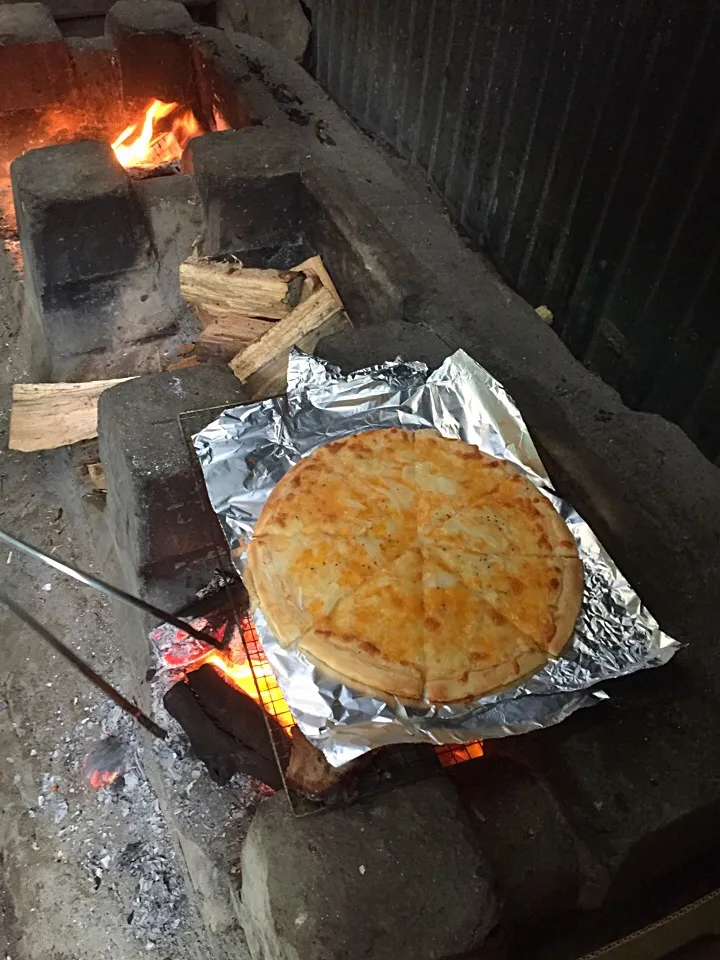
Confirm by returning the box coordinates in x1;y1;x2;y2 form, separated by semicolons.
246;428;583;703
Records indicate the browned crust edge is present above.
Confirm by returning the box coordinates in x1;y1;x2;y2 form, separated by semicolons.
546;557;584;657
299;631;424;702
423;647;548;703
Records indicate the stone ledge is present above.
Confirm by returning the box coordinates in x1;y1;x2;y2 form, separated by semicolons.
239;777;498;960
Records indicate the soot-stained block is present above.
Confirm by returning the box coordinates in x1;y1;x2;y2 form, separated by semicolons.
105;0;197;104
98;365;248;612
0;3;73;111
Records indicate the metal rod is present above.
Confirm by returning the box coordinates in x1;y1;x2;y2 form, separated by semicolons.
0;529;224;650
0;587;167;741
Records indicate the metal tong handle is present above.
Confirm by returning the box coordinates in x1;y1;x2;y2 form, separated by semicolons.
0;586;167;740
0;529;224;650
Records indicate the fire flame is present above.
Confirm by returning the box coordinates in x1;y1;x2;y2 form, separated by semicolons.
111;99;203;169
160;617;481;764
202;651;294;730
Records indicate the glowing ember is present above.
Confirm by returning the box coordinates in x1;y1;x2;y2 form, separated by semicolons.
83;737;126;790
88;768;121;790
111;99;204;169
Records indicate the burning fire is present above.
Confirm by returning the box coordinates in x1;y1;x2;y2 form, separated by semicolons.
157;614;482;765
111;99;204;170
199;651;294;731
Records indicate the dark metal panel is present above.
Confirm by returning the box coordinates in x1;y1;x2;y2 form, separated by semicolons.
311;0;720;462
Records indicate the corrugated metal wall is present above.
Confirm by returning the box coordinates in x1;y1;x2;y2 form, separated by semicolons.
311;0;720;463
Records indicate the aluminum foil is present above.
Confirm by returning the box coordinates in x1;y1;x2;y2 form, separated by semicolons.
193;349;679;766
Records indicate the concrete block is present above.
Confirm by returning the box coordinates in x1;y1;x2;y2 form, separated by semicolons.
303;166;425;326
316;320;451;372
185;127;304;255
67;36;122;116
497;633;720;902
239;777;498;960
98;365;248;611
0;4;73;110
453;756;596;919
11;140;153;289
105;0;197;103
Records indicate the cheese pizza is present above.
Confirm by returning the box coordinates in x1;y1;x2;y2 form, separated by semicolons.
246;428;583;703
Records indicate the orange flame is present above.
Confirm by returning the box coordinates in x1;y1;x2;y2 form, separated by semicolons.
111;99;203;169
191;649;294;731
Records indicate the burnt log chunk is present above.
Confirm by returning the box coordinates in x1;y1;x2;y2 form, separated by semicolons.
163;669;283;790
185;663;286;767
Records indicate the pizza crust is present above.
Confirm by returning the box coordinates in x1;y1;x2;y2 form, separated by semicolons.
246;428;584;704
546;557;584;657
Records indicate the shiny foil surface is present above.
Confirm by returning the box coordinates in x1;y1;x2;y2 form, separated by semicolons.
193;350;678;766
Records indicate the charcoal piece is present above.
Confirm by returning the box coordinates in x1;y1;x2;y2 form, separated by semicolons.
163;680;282;790
186;663;285;768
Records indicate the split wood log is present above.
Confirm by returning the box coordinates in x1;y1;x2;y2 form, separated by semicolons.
294;254;343;306
179;259;305;321
9;379;135;452
185;663;285;768
166;355;201;371
230;285;350;398
195;315;276;362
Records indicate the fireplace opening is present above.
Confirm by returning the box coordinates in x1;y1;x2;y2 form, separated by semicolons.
0;0;251;255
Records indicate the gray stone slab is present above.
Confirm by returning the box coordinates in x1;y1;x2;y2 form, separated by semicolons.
453;756;598;918
0;2;59;41
98;365;248;611
302;166;424;327
316;320;451;372
239;776;498;960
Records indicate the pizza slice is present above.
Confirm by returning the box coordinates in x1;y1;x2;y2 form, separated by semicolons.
297;549;426;702
425;544;583;657
414;429;518;534
254;433;416;541
424;475;577;558
246;533;417;645
421;552;546;702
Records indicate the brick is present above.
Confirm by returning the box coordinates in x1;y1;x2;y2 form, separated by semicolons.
98;365;248;611
0;4;72;110
105;0;197;103
239;777;498;960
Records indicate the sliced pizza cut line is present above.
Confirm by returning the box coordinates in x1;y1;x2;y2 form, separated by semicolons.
421;543;583;660
420;489;578;558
